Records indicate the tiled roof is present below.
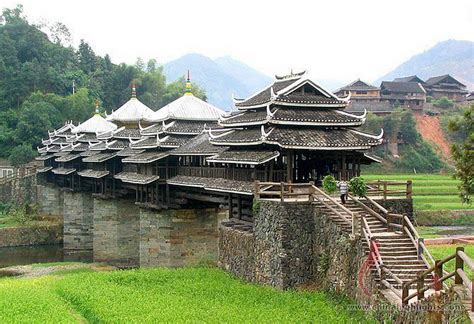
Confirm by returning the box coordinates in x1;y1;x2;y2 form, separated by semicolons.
37;166;53;173
72;114;117;134
266;128;382;149
277;93;346;105
159;135;191;148
425;74;465;87
130;137;159;149
55;154;81;163
336;80;379;92
393;75;424;84
82;152;117;163
165;120;219;135
380;81;425;93
122;151;169;164
63;143;89;152
77;169;109;179
235;78;298;107
167;175;253;195
271;107;364;125
170;133;228;155
146;94;224;122
116;148;145;157
89;142;107;151
220;110;268;126
75;133;99;142
113;128;142;139
207;150;279;165
35;154;55;161
107;139;129;150
210;128;261;145
114;172;160;184
80;150;100;157
51;167;76;175
107;97;155;123
140;123;163;136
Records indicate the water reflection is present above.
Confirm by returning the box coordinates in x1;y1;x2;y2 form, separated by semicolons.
0;245;93;268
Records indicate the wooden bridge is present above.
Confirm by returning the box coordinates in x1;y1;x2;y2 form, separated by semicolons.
256;181;473;318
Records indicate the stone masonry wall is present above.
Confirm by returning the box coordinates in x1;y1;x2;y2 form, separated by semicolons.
93;198;140;268
140;208;227;267
376;198;414;221
63;191;93;251
36;184;64;220
218;226;255;282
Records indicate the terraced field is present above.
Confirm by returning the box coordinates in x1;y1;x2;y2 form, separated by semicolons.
362;174;471;211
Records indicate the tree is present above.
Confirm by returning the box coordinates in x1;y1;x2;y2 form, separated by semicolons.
399;111;419;145
9;143;36;167
433;96;454;109
448;104;473;204
77;39;97;74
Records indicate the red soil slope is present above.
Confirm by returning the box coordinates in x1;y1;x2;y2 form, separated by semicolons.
415;114;452;160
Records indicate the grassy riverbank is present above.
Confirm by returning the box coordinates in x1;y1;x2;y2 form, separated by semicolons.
0;266;370;323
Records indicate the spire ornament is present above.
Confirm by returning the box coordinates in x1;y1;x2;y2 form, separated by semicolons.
185;70;193;96
131;83;137;98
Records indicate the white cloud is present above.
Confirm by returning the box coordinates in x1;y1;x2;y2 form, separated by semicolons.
2;0;473;83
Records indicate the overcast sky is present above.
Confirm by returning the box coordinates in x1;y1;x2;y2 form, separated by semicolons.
2;0;473;82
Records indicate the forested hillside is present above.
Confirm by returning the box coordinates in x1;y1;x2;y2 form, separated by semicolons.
0;5;205;164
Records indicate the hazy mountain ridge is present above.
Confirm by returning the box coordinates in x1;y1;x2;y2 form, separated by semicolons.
163;53;272;109
376;40;474;89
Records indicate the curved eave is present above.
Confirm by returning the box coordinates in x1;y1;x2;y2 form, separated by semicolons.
207;152;280;165
218;120;267;127
269;120;364;127
235;101;347;109
209;140;263;146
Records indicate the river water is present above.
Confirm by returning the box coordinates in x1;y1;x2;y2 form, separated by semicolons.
0;245;92;268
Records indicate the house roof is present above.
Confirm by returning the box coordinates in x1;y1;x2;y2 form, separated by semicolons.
114;172;160;184
167;175;254;195
77;169;109;179
380;81;425;93
145;94;225;122
335;80;379;92
122;151;169;164
393;75;425;84
425;74;466;87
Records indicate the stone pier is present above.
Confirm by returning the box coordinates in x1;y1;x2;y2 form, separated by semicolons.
139;208;227;267
63;191;94;251
93;198;140;268
36;184;64;220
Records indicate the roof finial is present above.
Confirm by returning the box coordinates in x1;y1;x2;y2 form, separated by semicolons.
185;70;193;96
131;83;137;98
95;99;100;115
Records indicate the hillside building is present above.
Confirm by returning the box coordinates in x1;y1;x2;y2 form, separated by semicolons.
424;74;468;102
380;81;426;109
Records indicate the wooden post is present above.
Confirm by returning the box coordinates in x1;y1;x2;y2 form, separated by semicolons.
309;181;314;202
228;193;233;218
417;275;425;301
402;283;409;306
383;181;387;200
417;238;424;261
434;260;443;291
455;246;464;285
254;180;260;200
341;153;346;180
280;182;284;202
406;180;413;199
401;214;406;233
286;151;293;183
237;195;242;220
387;214;392;232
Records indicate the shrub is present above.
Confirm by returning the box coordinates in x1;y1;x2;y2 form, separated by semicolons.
349;177;367;197
322;175;337;194
432;96;454;109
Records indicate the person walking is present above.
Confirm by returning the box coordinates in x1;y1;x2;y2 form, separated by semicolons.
337;179;348;204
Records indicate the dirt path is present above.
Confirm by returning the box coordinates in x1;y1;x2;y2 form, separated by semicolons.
415;114;452;160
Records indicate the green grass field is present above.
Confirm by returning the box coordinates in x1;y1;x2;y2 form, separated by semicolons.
0;267;370;323
362;174;472;211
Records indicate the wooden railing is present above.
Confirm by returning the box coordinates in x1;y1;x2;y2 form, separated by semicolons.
173;166;286;182
0;167;37;185
402;247;473;310
366;180;413;200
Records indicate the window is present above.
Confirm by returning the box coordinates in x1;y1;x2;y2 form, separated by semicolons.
1;168;13;178
355;91;368;95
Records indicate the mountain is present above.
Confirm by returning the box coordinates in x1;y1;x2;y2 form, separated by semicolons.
375;40;474;89
163;53;272;109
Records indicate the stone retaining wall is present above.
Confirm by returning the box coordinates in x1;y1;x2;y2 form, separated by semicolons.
140;208;226;267
0;224;63;247
36;184;64;221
